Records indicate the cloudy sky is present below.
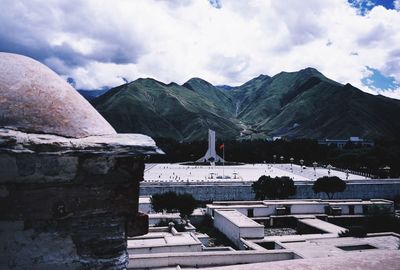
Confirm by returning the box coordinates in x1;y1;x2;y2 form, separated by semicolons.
1;0;400;99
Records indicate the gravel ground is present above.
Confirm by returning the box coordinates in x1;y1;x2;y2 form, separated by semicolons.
264;227;297;236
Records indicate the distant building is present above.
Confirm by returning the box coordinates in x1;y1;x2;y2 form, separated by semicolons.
272;136;290;141
240;129;253;136
130;198;400;269
318;137;374;148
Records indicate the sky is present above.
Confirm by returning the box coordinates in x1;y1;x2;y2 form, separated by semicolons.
1;0;400;99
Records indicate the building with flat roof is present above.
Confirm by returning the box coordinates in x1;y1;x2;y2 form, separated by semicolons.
129;198;399;269
207;199;394;218
318;137;374;148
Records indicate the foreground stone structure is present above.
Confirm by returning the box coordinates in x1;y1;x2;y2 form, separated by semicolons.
0;53;161;270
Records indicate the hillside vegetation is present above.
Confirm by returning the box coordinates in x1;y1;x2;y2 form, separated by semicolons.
92;68;400;141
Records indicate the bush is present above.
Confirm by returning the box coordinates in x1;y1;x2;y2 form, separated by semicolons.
313;176;346;199
151;192;198;218
177;193;198;218
252;175;296;200
151;191;178;213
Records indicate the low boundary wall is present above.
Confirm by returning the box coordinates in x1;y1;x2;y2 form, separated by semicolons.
128;250;295;269
140;179;400;201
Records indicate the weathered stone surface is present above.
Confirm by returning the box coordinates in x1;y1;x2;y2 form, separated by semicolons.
3;154;80;183
0;154;17;182
0;128;163;157
0;53;116;138
58;157;79;178
81;157;115;175
127;212;149;237
0;53;160;270
0;186;9;198
39;156;60;176
0;155;148;270
0;227;80;270
16;155;36;176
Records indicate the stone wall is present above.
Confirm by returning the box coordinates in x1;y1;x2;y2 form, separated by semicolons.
0;153;146;270
140;180;400;202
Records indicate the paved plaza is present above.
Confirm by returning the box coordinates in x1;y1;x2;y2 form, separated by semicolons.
144;163;369;182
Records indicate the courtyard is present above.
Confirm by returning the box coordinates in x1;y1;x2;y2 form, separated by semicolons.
144;163;370;182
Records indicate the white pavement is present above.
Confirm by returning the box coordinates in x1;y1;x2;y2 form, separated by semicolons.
144;163;370;182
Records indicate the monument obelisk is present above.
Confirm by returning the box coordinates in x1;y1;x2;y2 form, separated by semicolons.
197;129;224;163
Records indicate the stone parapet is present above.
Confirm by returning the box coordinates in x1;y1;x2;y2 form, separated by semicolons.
0;152;151;269
0;129;161;269
0;53;162;269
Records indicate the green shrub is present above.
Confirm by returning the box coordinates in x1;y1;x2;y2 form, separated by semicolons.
252;175;296;200
151;192;198;218
313;176;346;199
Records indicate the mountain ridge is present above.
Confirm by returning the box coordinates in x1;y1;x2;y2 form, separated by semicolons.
91;68;400;141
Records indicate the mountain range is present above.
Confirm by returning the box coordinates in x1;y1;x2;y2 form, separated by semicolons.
78;88;109;101
91;68;400;141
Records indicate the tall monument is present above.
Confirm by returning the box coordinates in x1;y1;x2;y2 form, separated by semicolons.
197;129;224;163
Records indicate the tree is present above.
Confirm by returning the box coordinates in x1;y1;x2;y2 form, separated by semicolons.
150;192;198;218
252;175;296;200
150;192;178;213
176;193;197;219
313;176;346;199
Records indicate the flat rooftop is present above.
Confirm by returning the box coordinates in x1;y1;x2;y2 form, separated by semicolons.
144;163;370;182
208;199;392;208
215;209;263;228
297;217;347;234
279;234;400;258
197;249;400;270
128;232;200;249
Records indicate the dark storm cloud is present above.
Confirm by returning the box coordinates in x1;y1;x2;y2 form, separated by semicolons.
0;0;399;98
0;0;144;74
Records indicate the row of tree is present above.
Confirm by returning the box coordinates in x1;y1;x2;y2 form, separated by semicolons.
150;176;347;218
252;176;347;200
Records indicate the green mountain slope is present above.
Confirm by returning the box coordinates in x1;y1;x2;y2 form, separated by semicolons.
229;68;336;124
183;78;236;116
92;69;400;141
228;69;400;140
262;82;400;139
92;78;241;141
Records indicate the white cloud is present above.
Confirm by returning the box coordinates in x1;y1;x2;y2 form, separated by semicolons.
65;62;143;90
380;88;400;99
395;0;400;11
0;0;399;98
362;84;400;100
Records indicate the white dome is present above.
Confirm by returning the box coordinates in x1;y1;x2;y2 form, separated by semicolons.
0;53;116;138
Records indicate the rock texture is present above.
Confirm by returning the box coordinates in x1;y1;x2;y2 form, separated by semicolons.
0;152;149;270
0;128;160;269
0;53;116;138
0;128;163;157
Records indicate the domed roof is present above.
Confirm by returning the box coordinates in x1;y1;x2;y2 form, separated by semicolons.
0;53;116;138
